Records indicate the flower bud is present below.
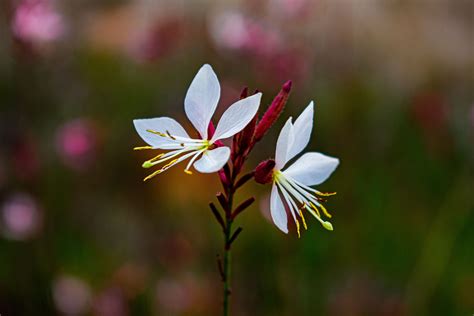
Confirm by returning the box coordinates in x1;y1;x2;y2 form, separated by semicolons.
254;159;276;184
254;80;292;143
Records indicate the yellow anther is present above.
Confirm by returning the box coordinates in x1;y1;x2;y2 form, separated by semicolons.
149;153;164;162
309;202;321;217
316;191;337;197
146;129;167;137
133;146;153;150
298;209;308;230
184;169;193;175
143;170;162;181
295;218;301;238
318;203;332;219
162;159;178;169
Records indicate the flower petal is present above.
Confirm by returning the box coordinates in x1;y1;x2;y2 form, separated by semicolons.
193;146;230;173
287;101;313;162
283;152;339;186
184;64;221;139
133;117;189;148
275;118;294;169
211;93;262;142
270;184;288;233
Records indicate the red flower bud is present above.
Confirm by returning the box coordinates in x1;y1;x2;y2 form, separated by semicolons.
254;80;292;143
254;159;276;184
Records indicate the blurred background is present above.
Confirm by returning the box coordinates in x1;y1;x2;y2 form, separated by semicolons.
0;0;473;315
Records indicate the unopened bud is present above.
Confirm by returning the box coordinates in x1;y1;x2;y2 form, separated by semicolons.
254;80;292;143
254;159;276;184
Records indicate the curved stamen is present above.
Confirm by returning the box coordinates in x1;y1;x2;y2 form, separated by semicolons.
183;149;206;175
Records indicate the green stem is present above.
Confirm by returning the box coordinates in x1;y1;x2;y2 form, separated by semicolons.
222;183;234;316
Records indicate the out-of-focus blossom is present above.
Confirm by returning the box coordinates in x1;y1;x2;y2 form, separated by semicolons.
259;103;339;236
12;0;65;45
93;287;128;316
134;64;261;180
56;119;99;171
209;11;281;55
52;275;92;316
1;193;42;240
208;11;310;82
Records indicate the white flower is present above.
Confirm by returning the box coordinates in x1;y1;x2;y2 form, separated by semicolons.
270;102;339;236
133;64;261;180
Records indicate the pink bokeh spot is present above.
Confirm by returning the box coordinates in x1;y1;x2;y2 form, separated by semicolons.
12;0;64;44
56;119;99;171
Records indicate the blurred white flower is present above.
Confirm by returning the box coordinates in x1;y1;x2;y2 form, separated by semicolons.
134;64;261;180
269;103;339;236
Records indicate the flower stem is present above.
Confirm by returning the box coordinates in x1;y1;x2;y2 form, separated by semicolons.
222;184;234;316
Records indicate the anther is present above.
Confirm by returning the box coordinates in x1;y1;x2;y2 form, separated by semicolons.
184;169;193;175
298;209;308;230
309;202;321;217
143;170;162;181
295;219;301;238
316;191;337;197
318;203;332;218
134;146;153;150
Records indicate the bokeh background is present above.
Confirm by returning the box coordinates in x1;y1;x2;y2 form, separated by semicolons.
1;0;473;315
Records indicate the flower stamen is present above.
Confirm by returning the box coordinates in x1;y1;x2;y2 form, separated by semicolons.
134;146;153;150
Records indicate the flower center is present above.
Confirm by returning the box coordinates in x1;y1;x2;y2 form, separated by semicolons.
133;130;211;180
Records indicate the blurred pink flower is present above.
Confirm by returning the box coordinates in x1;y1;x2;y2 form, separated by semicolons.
53;275;92;316
1;193;42;240
12;0;65;44
209;11;311;82
209;11;282;55
56;119;99;171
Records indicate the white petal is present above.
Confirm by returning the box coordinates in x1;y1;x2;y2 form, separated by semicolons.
193;146;230;173
275;118;294;169
283;152;339;186
133;117;189;148
211;93;262;142
287;102;314;162
184;64;221;139
270;184;288;233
